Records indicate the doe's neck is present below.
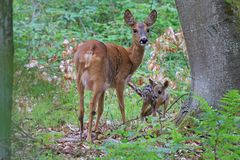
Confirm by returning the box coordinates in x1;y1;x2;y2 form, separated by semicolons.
127;42;145;71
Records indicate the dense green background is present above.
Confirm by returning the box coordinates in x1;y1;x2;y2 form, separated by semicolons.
12;0;239;159
12;1;183;159
14;0;179;63
13;0;182;125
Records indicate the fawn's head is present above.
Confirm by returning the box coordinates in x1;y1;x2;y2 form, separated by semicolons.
149;78;169;97
124;9;157;46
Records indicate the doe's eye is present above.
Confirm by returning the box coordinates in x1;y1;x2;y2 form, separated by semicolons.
147;29;150;33
133;29;138;33
158;90;162;94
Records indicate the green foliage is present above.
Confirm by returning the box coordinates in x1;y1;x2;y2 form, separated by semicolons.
225;0;240;27
102;90;240;159
102;141;160;160
31;100;77;128
195;90;240;160
36;151;64;160
14;0;179;63
36;132;63;145
101;119;193;159
12;0;240;159
14;67;57;98
12;0;187;159
13;0;182;126
225;0;240;14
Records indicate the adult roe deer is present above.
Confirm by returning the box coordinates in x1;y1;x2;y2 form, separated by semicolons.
74;9;157;141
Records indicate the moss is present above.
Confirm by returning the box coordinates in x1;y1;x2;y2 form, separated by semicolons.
225;0;240;28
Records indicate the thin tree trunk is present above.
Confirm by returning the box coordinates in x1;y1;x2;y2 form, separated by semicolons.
0;0;14;159
175;0;240;124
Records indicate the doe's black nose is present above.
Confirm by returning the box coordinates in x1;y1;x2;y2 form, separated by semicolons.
140;37;148;44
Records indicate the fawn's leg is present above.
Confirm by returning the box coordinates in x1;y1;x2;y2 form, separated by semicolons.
151;103;158;117
116;81;126;123
141;101;150;118
94;91;105;132
163;101;168;118
145;107;153;117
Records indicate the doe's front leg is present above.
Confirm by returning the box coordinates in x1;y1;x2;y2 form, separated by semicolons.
116;81;126;123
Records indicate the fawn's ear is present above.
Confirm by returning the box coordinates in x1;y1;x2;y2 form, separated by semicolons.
144;10;157;27
149;78;157;86
163;80;169;88
124;9;136;27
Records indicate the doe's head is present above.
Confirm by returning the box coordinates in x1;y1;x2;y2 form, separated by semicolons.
124;9;157;46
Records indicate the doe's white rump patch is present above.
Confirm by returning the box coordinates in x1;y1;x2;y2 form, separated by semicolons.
84;51;93;68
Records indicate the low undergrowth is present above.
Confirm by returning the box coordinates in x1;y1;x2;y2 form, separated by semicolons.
12;85;240;159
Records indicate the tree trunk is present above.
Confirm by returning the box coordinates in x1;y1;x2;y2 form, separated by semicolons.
175;0;240;124
0;0;14;159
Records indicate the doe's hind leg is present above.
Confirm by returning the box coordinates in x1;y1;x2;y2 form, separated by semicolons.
93;91;105;132
76;74;85;140
86;86;104;142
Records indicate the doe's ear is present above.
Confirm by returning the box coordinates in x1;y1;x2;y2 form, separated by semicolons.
144;10;157;27
163;80;169;88
124;9;136;27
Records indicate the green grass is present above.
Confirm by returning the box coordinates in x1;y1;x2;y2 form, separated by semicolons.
101;141;161;160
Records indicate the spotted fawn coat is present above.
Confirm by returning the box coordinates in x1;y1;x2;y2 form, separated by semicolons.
128;78;169;118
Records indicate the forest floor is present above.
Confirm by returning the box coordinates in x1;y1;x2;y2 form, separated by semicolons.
12;111;204;159
46;119;203;159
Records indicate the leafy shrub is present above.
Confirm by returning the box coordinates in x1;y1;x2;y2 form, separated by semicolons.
195;90;240;160
102;90;240;159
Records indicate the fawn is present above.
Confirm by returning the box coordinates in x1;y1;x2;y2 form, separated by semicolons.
74;9;157;141
128;78;169;119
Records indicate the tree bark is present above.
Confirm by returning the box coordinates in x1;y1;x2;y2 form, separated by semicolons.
0;0;14;159
175;0;240;124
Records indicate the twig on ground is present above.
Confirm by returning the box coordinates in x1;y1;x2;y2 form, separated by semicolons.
12;120;36;141
166;93;189;112
114;116;140;130
128;132;156;141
